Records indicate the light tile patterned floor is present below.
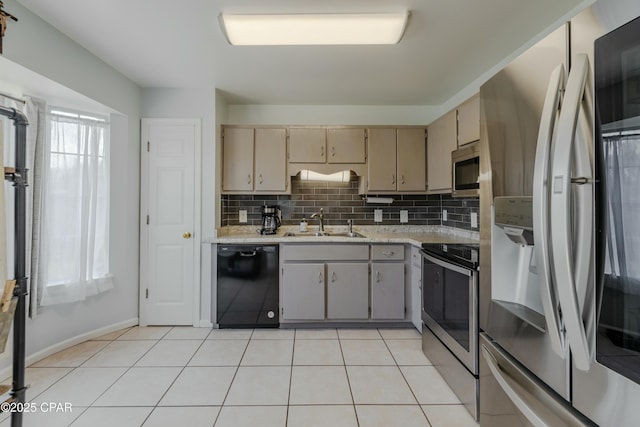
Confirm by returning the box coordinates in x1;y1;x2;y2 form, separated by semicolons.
1;327;479;427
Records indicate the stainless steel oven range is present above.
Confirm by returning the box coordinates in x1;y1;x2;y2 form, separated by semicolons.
421;243;479;420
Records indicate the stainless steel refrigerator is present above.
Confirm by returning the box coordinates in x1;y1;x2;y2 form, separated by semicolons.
479;2;640;426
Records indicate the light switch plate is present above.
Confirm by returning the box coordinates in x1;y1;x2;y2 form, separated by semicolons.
442;209;448;221
374;209;383;222
239;210;247;223
400;210;409;223
471;212;478;229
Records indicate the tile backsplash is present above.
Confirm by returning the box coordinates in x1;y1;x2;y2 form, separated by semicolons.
221;176;479;231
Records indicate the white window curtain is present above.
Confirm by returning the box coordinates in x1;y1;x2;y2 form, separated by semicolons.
38;109;113;306
24;97;48;316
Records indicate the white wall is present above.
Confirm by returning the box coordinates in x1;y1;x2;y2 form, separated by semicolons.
226;104;442;126
1;0;141;369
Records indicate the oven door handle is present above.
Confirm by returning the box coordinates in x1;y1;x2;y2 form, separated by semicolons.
421;252;472;276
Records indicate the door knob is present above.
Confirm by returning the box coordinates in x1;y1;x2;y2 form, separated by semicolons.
183;232;192;239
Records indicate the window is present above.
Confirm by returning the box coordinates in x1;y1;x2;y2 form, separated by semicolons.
38;108;113;306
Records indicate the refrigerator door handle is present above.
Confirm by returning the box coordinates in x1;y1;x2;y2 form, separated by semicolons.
532;63;566;357
550;53;594;371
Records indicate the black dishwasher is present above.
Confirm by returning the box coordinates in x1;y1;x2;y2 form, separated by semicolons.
216;245;279;328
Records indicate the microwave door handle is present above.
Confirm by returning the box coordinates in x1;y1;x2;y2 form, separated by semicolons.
532;63;566;358
550;54;593;372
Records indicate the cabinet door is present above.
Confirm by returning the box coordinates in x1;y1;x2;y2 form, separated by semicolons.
289;128;326;163
327;128;366;163
371;263;405;319
254;128;287;192
397;128;426;192
457;93;480;146
282;263;325;320
427;110;457;192
326;263;369;319
367;128;397;192
222;128;254;191
410;265;423;332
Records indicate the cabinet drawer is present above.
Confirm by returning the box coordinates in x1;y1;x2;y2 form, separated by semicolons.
371;245;404;261
281;244;369;261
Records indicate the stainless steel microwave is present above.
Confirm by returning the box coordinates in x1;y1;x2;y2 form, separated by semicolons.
452;142;479;197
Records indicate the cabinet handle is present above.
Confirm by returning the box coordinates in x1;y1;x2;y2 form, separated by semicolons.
392;174;396;185
331;271;337;283
401;175;406;184
320;145;325;158
318;272;323;284
259;174;263;184
383;251;395;257
247;174;252;185
331;146;336;157
376;271;381;283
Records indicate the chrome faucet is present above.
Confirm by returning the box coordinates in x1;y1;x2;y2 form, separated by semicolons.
347;219;353;234
310;208;325;233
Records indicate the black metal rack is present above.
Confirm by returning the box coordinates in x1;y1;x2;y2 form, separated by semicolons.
0;105;28;427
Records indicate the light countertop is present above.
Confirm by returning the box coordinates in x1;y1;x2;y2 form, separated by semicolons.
206;225;478;247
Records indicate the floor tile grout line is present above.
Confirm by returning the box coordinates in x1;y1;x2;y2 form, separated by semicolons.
336;329;360;427
211;331;252;427
71;326;176;421
137;327;211;426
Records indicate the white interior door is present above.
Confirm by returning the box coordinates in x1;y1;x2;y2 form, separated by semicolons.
141;119;200;325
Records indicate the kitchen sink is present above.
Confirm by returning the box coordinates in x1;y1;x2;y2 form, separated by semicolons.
283;231;366;238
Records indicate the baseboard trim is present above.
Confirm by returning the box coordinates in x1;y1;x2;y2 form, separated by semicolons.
0;317;139;380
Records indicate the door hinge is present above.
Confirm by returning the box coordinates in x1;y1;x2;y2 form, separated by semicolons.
145;288;149;299
147;141;150;152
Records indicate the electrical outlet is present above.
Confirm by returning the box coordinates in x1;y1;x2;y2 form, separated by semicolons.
442;209;448;222
374;209;383;222
400;210;409;223
239;210;247;223
471;212;478;229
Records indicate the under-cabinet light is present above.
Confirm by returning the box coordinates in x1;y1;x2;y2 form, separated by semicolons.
299;170;351;182
220;12;409;46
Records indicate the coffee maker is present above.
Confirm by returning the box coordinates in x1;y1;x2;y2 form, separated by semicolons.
260;205;281;235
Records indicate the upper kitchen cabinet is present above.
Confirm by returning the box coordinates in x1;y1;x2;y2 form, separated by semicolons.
289;128;326;163
221;126;288;193
326;128;366;163
364;127;426;193
427;110;457;193
366;128;397;192
254;128;288;192
457;93;480;147
221;127;254;192
397;128;427;192
288;127;365;165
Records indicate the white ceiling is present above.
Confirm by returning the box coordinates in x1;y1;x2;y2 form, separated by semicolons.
16;0;589;106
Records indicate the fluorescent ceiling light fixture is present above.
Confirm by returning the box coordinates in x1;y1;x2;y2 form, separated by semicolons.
299;170;352;182
220;12;409;46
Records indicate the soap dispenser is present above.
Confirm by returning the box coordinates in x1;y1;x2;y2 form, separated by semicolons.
299;217;308;232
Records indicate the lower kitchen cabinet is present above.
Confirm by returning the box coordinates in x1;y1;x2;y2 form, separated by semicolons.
371;262;405;319
280;243;408;323
410;246;423;331
281;263;325;320
326;263;369;319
